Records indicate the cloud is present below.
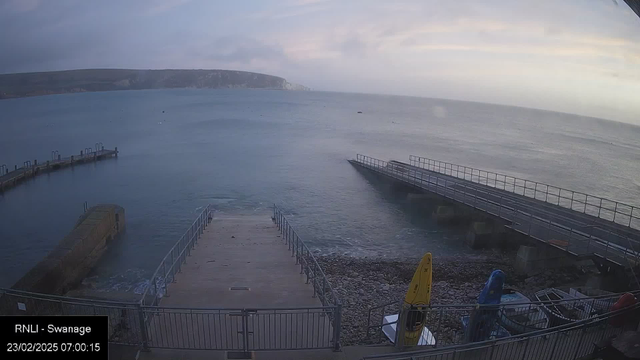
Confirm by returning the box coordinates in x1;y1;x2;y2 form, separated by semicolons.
286;0;332;5
338;36;372;57
0;0;639;122
195;36;287;64
1;0;39;13
145;0;191;15
245;0;333;20
288;16;640;64
407;42;640;62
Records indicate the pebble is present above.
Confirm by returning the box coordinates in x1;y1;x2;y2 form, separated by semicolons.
316;252;586;346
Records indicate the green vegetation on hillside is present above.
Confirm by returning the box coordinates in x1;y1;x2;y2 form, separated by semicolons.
0;69;309;99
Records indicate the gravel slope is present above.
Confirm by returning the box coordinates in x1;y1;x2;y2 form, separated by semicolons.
317;251;586;346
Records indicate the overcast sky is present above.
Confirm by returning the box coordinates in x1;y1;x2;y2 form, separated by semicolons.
1;0;639;123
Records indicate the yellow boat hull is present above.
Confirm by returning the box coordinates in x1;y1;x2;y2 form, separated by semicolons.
403;253;432;346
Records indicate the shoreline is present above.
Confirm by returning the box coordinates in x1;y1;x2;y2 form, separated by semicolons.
317;250;590;346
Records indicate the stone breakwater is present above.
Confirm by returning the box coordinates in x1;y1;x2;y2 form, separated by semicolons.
316;251;586;346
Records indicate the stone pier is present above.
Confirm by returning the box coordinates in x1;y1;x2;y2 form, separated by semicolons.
514;245;576;275
10;204;125;295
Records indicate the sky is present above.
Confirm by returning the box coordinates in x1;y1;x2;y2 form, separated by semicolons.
1;0;640;124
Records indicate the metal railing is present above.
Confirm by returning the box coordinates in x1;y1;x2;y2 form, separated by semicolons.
409;154;640;289
1;145;117;187
273;204;341;308
365;290;639;349
354;154;640;272
140;204;213;306
143;306;336;350
362;300;640;360
0;290;338;351
272;204;342;349
409;155;640;231
2;205;341;352
0;288;144;345
137;204;342;351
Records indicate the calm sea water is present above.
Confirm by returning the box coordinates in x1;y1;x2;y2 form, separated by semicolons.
1;89;640;291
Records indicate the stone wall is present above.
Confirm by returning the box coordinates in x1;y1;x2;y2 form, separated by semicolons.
11;204;125;295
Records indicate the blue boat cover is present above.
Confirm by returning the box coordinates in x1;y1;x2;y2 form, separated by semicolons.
477;270;505;305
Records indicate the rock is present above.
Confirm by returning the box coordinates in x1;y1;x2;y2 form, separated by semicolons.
313;252;583;347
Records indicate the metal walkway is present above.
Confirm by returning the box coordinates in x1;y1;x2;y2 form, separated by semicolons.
1;205;341;354
138;205;342;352
0;145;118;192
350;154;640;271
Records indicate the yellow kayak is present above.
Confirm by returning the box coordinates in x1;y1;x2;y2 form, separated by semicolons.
403;253;432;346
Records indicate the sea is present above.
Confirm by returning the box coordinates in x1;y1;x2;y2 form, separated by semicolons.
1;89;639;291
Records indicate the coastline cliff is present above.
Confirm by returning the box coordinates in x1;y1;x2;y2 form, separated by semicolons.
0;68;310;99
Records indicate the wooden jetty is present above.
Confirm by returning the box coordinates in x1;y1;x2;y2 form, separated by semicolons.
0;145;118;192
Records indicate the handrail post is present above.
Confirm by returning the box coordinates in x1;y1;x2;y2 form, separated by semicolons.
312;262;318;297
487;342;497;359
570;191;574;210
242;309;250;354
323;277;327;304
153;277;158;301
300;239;304;274
395;307;407;349
547;329;561;360
170;249;176;280
572;326;588;359
431;307;443;347
137;304;150;351
291;231;295;257
162;262;167;296
333;303;342;351
598;198;603;218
